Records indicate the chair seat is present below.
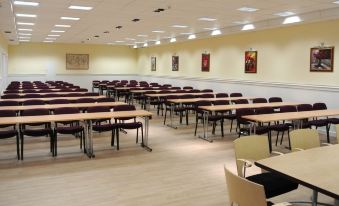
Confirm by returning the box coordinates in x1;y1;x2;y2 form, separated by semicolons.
22;128;52;137
327;118;339;124
55;126;83;134
308;119;328;127
247;172;298;199
0;124;16;128
0;130;18;139
270;124;289;131
118;122;142;129
93;124;117;132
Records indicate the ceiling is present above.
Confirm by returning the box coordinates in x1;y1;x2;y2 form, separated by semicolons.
1;0;339;47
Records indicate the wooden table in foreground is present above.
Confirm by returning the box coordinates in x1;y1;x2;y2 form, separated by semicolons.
198;102;301;143
256;144;339;206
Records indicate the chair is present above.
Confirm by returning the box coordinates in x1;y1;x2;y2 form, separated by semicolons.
87;106;119;149
230;93;242;97
43;93;60;98
236;108;270;138
22;99;45;106
0;101;19;106
2;94;20;99
199;94;214;98
253;98;267;104
233;99;249;104
48;99;70;105
194;101;224;137
22;94;42;98
234;135;299;199
113;105;143;149
53;107;85;156
0;110;20;160
183;86;193;90
202;89;213;92
224;166;270;206
296;104;313;128
290;129;320;151
20;109;54;160
215;93;228;98
97;97;115;103
268;97;283;103
308;103;330;143
75;98;95;110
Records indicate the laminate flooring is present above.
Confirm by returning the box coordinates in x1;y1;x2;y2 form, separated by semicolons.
0;107;336;206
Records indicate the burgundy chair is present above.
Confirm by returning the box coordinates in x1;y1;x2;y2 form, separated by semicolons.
76;88;88;92
191;89;201;93
202;89;213;92
48;99;70;104
75;98;95;111
20;109;53;160
96;97;115;103
53;107;85;156
308;103;330;142
215;93;228;98
22;99;45;106
297;104;313;128
268;97;283;103
2;94;20;99
84;92;99;96
252;98;268;104
163;95;179;125
114;105;143;149
0;110;20;159
0;101;19;106
199;94;214;98
233;99;249;104
43;93;60;98
236;108;270;138
230;93;243;97
4;90;19;94
183;86;193;90
22;94;42;99
87;106;119;149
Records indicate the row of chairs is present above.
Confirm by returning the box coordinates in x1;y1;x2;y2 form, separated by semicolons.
0;104;143;160
1;92;98;99
4;88;88;94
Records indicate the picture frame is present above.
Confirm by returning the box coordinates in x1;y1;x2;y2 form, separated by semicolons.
244;51;257;73
201;53;210;72
151;56;156;71
66;54;89;70
310;47;334;72
172;55;179;71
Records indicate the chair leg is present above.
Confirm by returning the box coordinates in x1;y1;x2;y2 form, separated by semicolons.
287;130;291;150
141;125;144;145
111;129;115;147
136;127;139;143
54;132;57;157
194;116;198;136
275;131;279;146
163;108;167;125
186;110;189;125
16;133;20;160
20;133;24;160
82;130;86;153
229;119;233;132
116;129;119;150
221;120;224;137
326;124;330;143
80;131;83;149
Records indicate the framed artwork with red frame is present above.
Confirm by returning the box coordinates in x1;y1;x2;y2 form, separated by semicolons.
244;51;257;73
310;47;334;72
151;56;156;71
172;56;179;71
201;53;210;72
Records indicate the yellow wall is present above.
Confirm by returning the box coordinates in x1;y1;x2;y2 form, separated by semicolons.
8;43;137;74
137;19;339;86
0;33;8;54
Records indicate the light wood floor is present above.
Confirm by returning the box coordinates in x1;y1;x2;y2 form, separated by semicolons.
0;107;336;206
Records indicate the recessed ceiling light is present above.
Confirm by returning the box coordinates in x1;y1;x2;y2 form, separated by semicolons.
137;34;148;37
135;41;144;44
18;33;32;36
51;30;65;33
61;17;80;21
18;28;33;31
203;27;218;31
211;29;221;36
172;25;188;28
115;40;125;43
170;37;176;43
155;40;161;45
143;42;148;47
17;22;35;25
152;30;165;33
242;24;255;31
188;34;196;39
55;24;71;28
283;16;302;24
68;5;93;10
16;13;37;18
43;41;53;43
237;7;259;12
333;1;339;4
275;11;296;17
19;39;30;42
14;1;39;6
198;17;216;21
180;32;192;35
18;36;31;39
48;34;60;37
45;37;56;40
125;38;136;41
233;20;251;25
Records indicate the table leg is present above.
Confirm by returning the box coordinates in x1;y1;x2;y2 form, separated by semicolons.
198;111;213;143
141;116;152;152
167;103;178;129
84;120;94;158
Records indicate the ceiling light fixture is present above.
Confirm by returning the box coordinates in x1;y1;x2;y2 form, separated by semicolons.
19;39;30;42
275;11;295;17
152;30;165;33
43;40;53;43
18;28;33;31
137;34;148;37
188;34;196;39
16;13;37;18
283;16;302;24
18;36;31;39
55;24;71;27
237;7;259;12
115;40;125;43
51;30;65;33
233;20;251;25
211;29;221;36
125;38;136;41
61;17;80;20
17;22;35;25
48;34;60;37
155;40;161;45
241;24;255;31
333;1;339;4
170;37;176;43
203;27;218;31
18;33;32;36
68;5;93;10
14;1;39;6
198;17;216;21
45;37;56;40
172;25;188;28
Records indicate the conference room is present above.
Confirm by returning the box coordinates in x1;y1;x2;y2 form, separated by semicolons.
0;0;338;205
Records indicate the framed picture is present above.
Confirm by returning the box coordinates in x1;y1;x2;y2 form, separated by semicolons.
172;56;179;71
310;47;334;72
201;53;210;72
66;54;89;70
244;51;257;73
151;56;156;71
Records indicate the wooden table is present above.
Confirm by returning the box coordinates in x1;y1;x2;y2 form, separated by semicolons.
256;144;339;206
0;95;106;103
0;109;152;159
198;102;301;143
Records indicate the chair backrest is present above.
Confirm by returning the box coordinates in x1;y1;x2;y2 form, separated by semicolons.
268;97;283;103
2;94;20;99
290;129;320;150
75;98;95;103
252;98;267;104
48;99;70;104
224;167;267;206
23;94;42;98
22;108;50;116
233;99;249;104
87;106;110;113
213;100;229;105
215;93;228;98
54;107;80;115
183;86;193;90
279;105;297;113
43;93;60;98
22;99;45;105
202;89;213;92
255;107;274;115
297;104;312;112
114;105;136;111
97;97;115;102
312;102;327;110
230;93;242;97
85;92;99;96
0;110;17;117
200;94;214;98
234;135;270;177
0;101;19;106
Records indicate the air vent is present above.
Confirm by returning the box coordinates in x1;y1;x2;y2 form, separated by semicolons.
4;31;11;34
132;18;140;22
103;31;109;34
94;35;100;38
115;26;122;29
153;8;165;13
